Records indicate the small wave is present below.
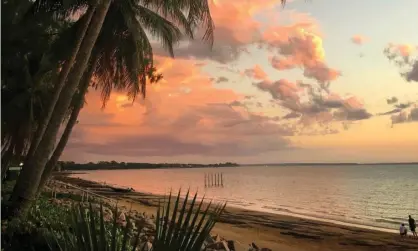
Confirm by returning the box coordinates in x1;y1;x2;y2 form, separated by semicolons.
330;212;346;217
262;205;292;213
375;218;403;225
387;217;409;222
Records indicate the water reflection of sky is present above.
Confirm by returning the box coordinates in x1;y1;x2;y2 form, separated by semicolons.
74;165;418;231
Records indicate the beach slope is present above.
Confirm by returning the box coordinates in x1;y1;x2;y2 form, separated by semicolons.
55;175;418;251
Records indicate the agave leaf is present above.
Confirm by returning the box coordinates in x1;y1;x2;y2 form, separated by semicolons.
79;203;93;251
71;204;85;250
120;215;132;251
45;228;63;251
89;203;99;251
190;202;225;251
178;192;198;248
155;199;161;238
179;194;206;250
159;190;172;246
165;189;181;244
170;189;190;247
99;204;107;251
184;200;213;250
110;205;118;251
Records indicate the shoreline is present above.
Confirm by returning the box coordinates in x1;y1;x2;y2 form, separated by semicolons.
54;174;418;251
219;203;398;235
65;171;399;234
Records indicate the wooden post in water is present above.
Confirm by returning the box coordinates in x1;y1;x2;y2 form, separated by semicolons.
205;172;226;188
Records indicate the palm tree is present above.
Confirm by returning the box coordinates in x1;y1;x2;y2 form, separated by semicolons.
9;0;113;217
8;0;215;217
25;4;96;161
1;0;70;179
36;56;161;193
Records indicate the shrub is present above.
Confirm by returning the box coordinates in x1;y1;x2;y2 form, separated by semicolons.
47;190;226;251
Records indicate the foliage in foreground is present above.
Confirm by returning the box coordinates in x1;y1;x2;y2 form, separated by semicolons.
2;190;225;251
2;196;71;251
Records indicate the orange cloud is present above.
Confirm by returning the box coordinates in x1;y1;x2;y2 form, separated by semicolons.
153;0;280;62
384;43;418;82
244;65;268;80
351;35;367;45
387;43;415;57
61;2;390;163
64;56;293;162
263;23;340;84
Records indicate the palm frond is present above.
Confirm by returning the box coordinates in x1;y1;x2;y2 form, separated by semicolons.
26;0;92;20
140;0;214;45
128;1;182;57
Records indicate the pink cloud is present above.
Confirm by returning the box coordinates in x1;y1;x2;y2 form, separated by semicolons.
386;43;415;58
244;65;268;80
63;57;294;161
255;79;301;101
263;23;341;84
351;35;367;45
153;0;280;63
385;43;418;82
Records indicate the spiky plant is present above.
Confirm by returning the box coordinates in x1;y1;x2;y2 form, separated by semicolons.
46;190;225;251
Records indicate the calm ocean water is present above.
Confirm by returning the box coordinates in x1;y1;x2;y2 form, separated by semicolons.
72;164;418;231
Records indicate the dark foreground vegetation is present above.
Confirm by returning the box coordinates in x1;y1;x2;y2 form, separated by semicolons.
1;0;218;219
1;178;225;251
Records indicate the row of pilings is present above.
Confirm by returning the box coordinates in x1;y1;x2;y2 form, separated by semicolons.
204;172;223;187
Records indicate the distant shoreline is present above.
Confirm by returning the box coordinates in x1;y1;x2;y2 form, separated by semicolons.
59;162;417;171
59;161;239;171
242;162;418;166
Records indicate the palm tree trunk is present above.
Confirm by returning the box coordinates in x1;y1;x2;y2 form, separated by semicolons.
1;146;14;181
8;0;112;218
36;58;97;193
25;5;96;161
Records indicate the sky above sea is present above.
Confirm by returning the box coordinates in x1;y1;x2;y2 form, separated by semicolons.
62;0;418;164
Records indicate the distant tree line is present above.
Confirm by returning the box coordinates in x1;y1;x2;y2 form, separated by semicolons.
59;161;239;170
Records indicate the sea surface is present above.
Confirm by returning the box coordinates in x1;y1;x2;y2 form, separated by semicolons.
72;164;418;232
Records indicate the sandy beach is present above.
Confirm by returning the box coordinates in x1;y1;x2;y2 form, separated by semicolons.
54;174;418;251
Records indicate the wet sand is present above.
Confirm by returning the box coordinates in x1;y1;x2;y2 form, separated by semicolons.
54;174;418;251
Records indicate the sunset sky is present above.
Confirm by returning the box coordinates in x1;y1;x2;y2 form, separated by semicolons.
62;0;418;164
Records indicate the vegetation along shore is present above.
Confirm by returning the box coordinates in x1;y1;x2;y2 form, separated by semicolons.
58;161;239;171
